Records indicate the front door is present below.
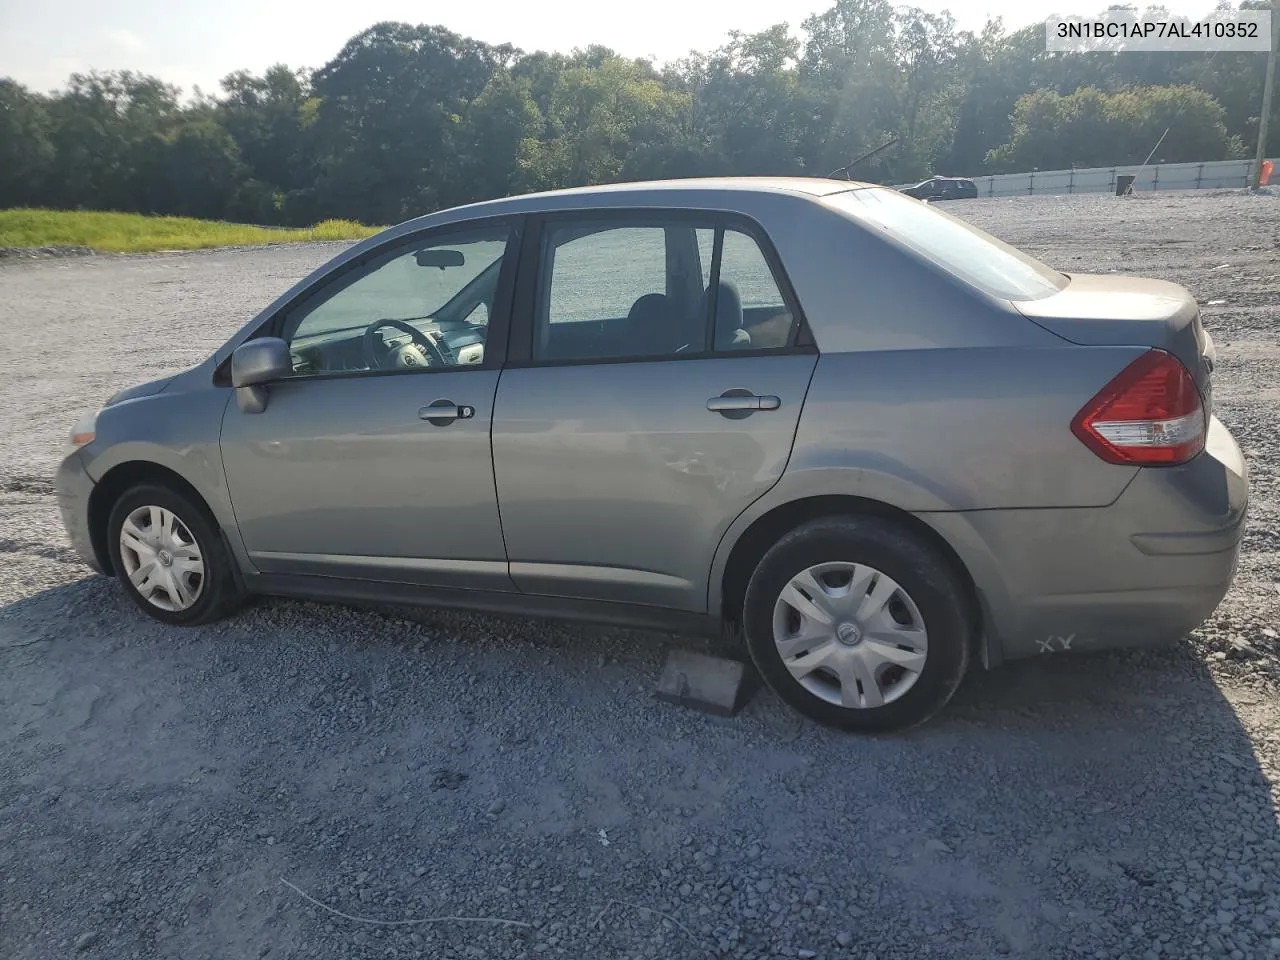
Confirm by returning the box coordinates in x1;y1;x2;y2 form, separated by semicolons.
491;213;818;611
220;220;520;590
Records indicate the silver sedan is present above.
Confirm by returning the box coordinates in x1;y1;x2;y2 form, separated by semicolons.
55;177;1248;731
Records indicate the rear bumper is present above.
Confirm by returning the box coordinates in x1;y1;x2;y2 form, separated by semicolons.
921;416;1248;662
54;449;102;574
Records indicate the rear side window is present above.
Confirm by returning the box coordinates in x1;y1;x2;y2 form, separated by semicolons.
827;187;1067;301
529;215;803;363
717;230;794;349
546;226;666;325
720;231;783;311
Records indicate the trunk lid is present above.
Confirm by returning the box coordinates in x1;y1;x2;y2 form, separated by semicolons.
1015;273;1213;405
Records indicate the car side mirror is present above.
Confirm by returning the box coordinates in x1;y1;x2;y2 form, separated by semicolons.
231;337;291;414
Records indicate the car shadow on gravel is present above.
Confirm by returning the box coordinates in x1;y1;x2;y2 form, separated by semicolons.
2;579;1278;960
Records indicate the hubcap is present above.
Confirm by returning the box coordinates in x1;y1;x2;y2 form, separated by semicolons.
118;505;205;612
771;561;928;710
836;621;862;646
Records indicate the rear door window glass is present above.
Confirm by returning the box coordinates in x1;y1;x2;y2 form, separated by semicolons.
530;216;804;362
546;226;667;326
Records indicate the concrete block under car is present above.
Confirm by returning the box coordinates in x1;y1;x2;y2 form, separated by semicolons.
653;649;758;717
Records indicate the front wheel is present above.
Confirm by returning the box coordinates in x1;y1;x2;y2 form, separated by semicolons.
742;516;972;732
107;484;244;626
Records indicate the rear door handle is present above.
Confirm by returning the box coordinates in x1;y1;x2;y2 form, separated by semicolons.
707;393;781;413
419;399;475;425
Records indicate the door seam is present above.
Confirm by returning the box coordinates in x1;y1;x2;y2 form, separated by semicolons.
488;366;521;593
215;388;262;576
703;352;824;613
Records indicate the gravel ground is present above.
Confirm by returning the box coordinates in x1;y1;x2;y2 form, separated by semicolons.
1;192;1278;960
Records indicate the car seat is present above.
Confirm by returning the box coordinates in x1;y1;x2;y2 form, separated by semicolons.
701;281;752;350
621;293;677;357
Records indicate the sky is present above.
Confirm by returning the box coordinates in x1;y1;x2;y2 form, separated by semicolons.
0;0;1223;98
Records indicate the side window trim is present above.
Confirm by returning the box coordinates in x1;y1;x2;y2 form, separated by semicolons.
506;208;815;369
507;214;545;364
703;226;724;355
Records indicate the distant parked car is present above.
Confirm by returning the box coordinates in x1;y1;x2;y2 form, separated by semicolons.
901;176;979;201
56;177;1246;732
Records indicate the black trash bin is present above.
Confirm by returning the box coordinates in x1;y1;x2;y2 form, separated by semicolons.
1115;174;1135;196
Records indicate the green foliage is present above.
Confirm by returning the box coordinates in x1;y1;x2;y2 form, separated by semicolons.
669;26;807;176
460;73;544;199
130;120;244;219
218;65;313;193
0;209;379;253
0;81;54;207
521;53;692;188
305;22;508;223
1;2;1276;231
987;84;1239;171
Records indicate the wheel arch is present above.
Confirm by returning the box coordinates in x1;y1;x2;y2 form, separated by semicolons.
87;461;221;576
715;494;992;666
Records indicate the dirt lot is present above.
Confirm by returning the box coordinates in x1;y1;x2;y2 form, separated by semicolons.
1;192;1278;960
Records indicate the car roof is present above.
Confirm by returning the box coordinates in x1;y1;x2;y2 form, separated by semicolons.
483;175;864;203
395;176;874;230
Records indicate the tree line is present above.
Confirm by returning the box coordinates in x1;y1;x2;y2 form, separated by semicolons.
1;0;1275;226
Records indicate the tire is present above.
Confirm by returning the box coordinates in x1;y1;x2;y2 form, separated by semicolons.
107;483;244;626
742;515;972;733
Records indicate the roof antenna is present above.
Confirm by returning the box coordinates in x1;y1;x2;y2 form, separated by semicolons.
827;137;899;180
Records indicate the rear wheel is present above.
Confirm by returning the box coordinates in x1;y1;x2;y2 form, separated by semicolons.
107;484;243;626
742;516;971;732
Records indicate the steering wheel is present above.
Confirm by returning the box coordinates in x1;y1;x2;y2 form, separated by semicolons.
362;318;452;370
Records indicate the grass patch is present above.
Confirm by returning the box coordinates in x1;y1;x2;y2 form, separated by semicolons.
0;209;383;254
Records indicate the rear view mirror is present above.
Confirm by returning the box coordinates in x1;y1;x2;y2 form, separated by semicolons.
416;248;465;269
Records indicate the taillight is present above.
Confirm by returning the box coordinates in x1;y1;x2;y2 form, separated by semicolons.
1071;349;1205;465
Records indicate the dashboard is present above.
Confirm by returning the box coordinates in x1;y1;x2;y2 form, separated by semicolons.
289;318;487;375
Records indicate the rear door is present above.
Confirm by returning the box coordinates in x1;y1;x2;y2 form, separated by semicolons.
491;211;818;612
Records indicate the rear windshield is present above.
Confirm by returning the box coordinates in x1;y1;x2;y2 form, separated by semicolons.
826;187;1067;301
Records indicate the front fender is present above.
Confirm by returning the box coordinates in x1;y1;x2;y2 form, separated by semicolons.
79;378;242;550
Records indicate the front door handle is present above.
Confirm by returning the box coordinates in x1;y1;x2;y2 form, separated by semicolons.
419;399;475;426
707;392;781;416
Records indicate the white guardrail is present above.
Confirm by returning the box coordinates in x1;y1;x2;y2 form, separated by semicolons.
894;157;1279;197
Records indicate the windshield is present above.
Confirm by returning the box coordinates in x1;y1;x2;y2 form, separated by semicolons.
826;187;1068;301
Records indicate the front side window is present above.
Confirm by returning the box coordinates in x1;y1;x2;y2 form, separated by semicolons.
283;225;513;376
826;187;1067;301
532;216;799;363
